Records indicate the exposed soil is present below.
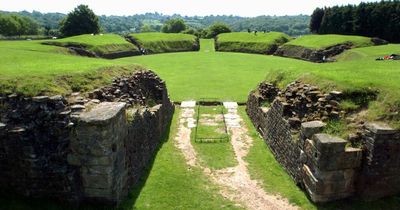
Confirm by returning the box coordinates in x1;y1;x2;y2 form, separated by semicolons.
174;102;298;210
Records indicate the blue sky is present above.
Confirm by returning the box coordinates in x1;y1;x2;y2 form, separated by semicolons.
1;0;378;16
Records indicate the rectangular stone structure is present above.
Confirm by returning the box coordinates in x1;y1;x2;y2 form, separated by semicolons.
69;102;128;203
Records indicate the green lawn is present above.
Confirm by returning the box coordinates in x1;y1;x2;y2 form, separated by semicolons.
43;34;139;55
129;32;199;53
285;34;374;49
1;38;399;125
192;106;237;169
216;32;290;54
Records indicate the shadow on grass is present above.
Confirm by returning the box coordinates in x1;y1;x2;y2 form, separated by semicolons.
0;111;175;210
118;112;174;210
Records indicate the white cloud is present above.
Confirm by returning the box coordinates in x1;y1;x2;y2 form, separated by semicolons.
1;0;378;16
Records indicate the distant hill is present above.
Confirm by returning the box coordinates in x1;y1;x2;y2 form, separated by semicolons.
0;11;310;36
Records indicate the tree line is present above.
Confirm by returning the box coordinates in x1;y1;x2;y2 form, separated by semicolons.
0;13;39;36
1;9;310;37
310;0;400;42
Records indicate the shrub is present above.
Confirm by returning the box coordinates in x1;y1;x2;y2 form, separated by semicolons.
207;22;231;38
161;18;186;33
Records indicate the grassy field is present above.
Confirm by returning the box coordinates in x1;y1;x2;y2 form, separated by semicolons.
118;39;400;126
43;34;139;55
285;34;374;49
1;38;399;125
1;33;400;209
216;32;290;54
128;32;199;53
192;106;237;169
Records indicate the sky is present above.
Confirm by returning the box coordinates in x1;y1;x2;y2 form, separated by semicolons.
1;0;378;17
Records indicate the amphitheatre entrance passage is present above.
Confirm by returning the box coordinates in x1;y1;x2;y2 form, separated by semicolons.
175;100;297;210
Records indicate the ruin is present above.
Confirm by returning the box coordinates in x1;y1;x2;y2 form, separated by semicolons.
0;70;174;205
247;81;400;202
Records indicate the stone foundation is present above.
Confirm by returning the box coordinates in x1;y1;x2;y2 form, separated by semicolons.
247;82;400;203
0;70;174;206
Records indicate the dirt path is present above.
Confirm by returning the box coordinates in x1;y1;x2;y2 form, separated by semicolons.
174;102;298;210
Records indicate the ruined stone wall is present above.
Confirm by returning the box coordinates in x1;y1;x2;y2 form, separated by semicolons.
357;123;400;200
247;90;303;183
246;82;400;203
0;70;174;206
0;95;81;201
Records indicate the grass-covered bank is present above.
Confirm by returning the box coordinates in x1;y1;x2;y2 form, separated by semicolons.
0;39;143;96
216;32;290;54
284;34;375;50
128;32;199;54
43;34;140;56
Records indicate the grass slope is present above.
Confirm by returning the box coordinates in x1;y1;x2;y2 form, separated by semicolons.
239;107;400;210
129;32;199;53
43;34;139;55
216;32;290;54
285;34;374;49
0;40;141;96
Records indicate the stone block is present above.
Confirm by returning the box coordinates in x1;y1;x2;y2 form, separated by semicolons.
77;102;126;125
305;139;362;170
85;156;114;166
82;173;112;189
366;122;397;135
301;121;326;139
84;188;113;199
32;96;49;103
303;165;355;202
313;133;347;154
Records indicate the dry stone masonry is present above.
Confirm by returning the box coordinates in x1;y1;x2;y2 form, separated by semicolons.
0;70;174;206
247;81;400;202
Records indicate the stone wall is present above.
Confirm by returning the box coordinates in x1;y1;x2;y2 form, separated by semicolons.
357;123;400;200
0;95;80;201
247;91;303;183
246;82;400;203
0;70;174;206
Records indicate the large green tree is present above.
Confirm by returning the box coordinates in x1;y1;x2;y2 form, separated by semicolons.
161;18;186;33
309;7;325;33
59;4;100;37
207;22;231;38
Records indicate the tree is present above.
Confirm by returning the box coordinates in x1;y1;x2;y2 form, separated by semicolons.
0;13;39;36
207;22;231;38
161;18;186;33
59;4;100;37
140;24;156;32
309;7;325;33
